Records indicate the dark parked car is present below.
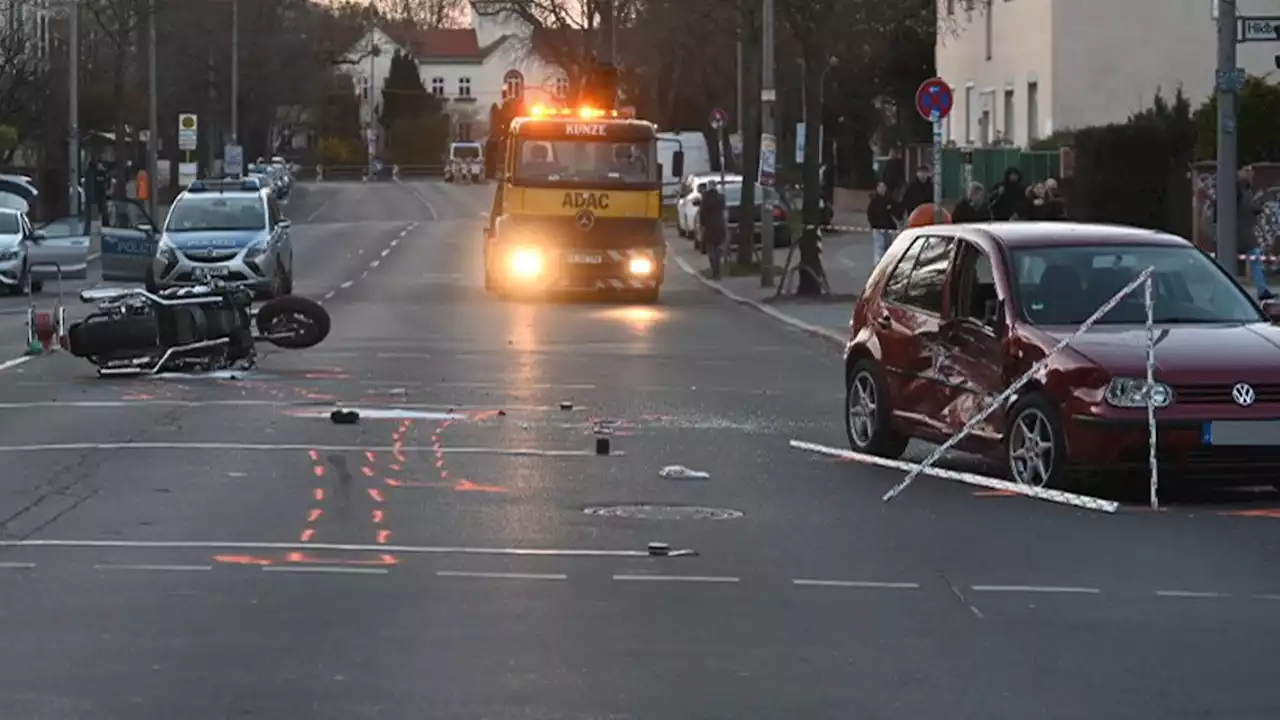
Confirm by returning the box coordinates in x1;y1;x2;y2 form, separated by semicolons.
843;221;1280;487
692;182;791;252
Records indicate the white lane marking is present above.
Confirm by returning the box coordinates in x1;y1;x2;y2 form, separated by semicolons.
790;440;1120;514
0;356;33;374
361;270;369;278
436;571;567;581
0;561;36;569
613;574;740;584
1253;594;1280;601
439;381;595;390
0;539;673;558
375;352;432;359
390;239;400;247
970;585;1102;594
1156;590;1232;598
381;248;391;257
263;566;388;575
0;400;582;412
340;280;353;288
94;564;213;572
792;579;920;589
303;197;333;223
369;260;380;268
323;290;335;300
0;442;613;456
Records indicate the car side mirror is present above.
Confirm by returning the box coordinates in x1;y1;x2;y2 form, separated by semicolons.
277;218;292;229
1262;299;1280;323
27;230;45;242
672;150;685;179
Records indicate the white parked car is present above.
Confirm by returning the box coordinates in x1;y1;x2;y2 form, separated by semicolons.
676;172;741;238
444;142;483;183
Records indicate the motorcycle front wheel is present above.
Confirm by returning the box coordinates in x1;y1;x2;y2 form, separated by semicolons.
255;296;331;349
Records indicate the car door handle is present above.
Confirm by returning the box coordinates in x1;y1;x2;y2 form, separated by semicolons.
875;312;892;330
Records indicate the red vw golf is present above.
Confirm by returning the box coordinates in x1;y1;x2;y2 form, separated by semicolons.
843;222;1280;488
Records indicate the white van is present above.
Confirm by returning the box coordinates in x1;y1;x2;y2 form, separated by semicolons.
657;132;711;204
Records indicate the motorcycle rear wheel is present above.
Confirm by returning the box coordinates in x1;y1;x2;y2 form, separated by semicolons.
255;296;331;349
68;315;160;358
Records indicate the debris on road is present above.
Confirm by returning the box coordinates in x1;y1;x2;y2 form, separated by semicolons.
559;400;574;410
659;465;710;480
595;436;611;455
330;408;360;424
647;542;670;556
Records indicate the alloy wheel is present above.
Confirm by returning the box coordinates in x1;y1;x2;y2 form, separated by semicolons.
847;371;878;448
1008;408;1055;487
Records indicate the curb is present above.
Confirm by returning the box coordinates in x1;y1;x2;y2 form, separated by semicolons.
668;244;846;345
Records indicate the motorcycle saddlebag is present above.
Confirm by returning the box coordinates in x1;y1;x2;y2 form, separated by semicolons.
67;315;161;358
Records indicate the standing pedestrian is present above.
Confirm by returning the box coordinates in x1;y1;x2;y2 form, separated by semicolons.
880;147;906;202
951;182;991;223
1041;178;1068;219
1239;165;1274;300
699;181;728;280
901;165;934;216
989;166;1028;220
867;182;901;265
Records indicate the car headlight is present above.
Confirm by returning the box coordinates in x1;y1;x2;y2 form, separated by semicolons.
507;246;543;278
244;239;269;257
628;256;654;276
156;236;177;262
1104;377;1173;408
0;248;21;262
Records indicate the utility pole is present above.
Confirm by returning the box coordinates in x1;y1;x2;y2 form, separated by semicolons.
736;36;743;131
68;0;79;216
1215;0;1239;273
147;0;158;222
759;0;775;289
230;0;239;146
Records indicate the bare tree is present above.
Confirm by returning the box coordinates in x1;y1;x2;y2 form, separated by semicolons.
472;0;615;91
0;0;52;165
376;0;468;28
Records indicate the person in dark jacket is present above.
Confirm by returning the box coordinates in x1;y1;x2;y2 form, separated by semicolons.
952;182;991;223
698;182;728;280
880;148;906;201
1041;178;1068;219
867;182;902;264
989;166;1028;220
900;165;934;215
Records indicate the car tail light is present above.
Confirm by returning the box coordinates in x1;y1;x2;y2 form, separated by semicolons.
772;206;786;220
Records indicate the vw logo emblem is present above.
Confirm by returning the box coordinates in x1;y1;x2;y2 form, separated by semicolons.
575;210;595;231
1232;382;1256;407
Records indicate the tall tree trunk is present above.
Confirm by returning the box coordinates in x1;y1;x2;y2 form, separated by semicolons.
797;49;825;295
735;0;759;266
112;45;128;198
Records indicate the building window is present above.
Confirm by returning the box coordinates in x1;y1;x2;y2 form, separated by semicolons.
947;0;954;14
1027;81;1039;142
431;76;445;96
503;70;524;101
553;75;569;98
1003;89;1014;143
964;85;974;143
458;77;472;98
984;0;993;60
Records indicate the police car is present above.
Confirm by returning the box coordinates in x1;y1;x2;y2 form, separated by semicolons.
148;177;294;297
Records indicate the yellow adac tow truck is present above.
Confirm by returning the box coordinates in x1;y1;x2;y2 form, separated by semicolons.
483;104;683;302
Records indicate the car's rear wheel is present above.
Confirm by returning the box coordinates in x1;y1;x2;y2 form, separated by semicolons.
1005;392;1068;488
846;359;908;459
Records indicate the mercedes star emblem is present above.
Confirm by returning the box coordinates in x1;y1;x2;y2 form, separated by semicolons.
575;210;595;230
1232;382;1256;407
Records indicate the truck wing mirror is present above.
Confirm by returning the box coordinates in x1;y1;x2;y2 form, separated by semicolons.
672;150;685;179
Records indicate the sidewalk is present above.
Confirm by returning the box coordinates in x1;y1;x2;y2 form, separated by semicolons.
666;226;873;342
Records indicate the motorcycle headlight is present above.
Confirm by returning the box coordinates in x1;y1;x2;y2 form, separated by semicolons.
1104;377;1173;408
0;248;21;262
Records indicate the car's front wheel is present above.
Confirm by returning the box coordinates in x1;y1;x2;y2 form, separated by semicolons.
1005;392;1068;488
845;359;908;458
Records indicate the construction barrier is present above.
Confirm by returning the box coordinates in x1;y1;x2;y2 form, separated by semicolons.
881;265;1159;510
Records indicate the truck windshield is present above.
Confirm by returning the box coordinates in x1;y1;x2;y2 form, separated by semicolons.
515;139;656;185
453;145;481;160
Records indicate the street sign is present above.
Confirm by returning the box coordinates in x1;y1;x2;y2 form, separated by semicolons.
177;113;198;151
224;144;244;177
178;162;199;187
1215;67;1247;92
915;78;953;121
729;132;743;156
758;133;777;187
709;108;728;130
1239;16;1280;42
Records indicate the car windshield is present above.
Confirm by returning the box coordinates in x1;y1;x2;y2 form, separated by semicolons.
453;145;481;160
166;196;265;232
720;184;779;206
1011;244;1264;324
515;139;656;184
0;213;19;234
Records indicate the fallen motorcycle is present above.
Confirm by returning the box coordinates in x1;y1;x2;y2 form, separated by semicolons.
66;280;330;375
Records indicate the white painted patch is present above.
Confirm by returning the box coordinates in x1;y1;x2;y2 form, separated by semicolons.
94;564;213;572
1155;590;1231;598
340;280;354;288
369;260;380;268
436;571;567;581
0;539;674;558
612;574;739;583
970;585;1101;594
284;407;460;420
0;561;36;569
789;440;1120;514
263;566;388;575
323;290;335;300
0;356;32;373
792;579;919;589
381;248;391;257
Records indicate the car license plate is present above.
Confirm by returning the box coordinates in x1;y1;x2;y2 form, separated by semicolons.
568;254;603;264
1202;420;1280;446
193;266;230;278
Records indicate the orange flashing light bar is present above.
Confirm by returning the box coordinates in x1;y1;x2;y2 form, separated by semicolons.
527;104;634;119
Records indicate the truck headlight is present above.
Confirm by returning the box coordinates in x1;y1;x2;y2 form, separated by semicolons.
1104;377;1172;408
507;246;543;278
628;256;654;276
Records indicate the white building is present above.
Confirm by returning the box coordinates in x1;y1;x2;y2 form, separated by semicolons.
936;0;1280;148
339;10;570;143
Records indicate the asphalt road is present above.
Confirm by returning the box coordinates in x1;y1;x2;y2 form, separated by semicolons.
0;179;1278;719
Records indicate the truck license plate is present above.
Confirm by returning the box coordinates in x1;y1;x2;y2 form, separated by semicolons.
568;254;603;264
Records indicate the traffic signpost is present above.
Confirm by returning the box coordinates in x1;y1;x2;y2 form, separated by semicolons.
916;78;953;219
178;113;198;187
